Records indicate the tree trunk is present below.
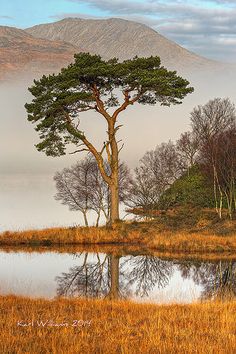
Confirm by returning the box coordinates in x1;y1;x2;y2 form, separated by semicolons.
107;117;120;226
95;210;101;227
82;211;89;227
108;255;120;299
110;176;120;225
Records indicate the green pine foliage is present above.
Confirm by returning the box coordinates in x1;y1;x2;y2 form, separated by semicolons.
25;53;193;157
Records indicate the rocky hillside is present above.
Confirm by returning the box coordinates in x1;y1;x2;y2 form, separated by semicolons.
0;26;78;81
26;18;222;72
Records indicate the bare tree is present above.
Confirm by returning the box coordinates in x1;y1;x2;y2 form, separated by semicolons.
125;141;183;214
54;156;131;226
54;158;94;226
190;98;236;219
200;128;236;219
190;98;236;143
124;165;159;214
215;129;236;219
86;161;110;226
176;131;199;172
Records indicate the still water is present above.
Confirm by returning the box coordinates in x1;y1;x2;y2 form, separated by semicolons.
0;249;235;303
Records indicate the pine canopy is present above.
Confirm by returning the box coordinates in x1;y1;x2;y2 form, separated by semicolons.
25;52;194;156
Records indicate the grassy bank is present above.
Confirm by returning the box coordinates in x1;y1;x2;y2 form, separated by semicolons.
1;219;236;253
0;295;235;353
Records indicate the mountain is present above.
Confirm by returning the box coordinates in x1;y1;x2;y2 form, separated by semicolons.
26;18;223;72
0;18;230;82
0;26;79;81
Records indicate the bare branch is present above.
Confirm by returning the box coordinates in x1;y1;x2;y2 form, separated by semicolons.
82;135;111;185
118;143;125;153
112;89;144;121
69;148;90;155
91;84;111;121
63;111;111;184
105;142;112;166
78;106;96;112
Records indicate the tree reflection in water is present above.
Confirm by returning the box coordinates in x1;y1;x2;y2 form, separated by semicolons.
178;260;236;300
56;253;110;298
56;253;173;300
56;253;236;302
121;256;173;297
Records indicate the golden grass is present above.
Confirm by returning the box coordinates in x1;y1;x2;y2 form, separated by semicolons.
0;221;236;254
0;295;235;354
150;231;236;253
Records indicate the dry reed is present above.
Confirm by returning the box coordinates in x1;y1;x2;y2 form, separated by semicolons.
0;222;236;254
0;295;235;353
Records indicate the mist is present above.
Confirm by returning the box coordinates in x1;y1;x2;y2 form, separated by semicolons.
1;69;236;231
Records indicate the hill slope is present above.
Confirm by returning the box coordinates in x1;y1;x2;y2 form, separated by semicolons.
26;18;222;72
0;26;78;81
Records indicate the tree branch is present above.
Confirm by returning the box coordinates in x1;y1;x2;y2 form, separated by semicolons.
69;148;90;154
91;84;111;121
105;143;112;166
118;143;125;153
78;106;96;112
65;113;111;185
112;89;144;121
81;135;111;185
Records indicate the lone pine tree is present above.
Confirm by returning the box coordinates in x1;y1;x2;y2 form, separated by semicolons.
25;53;194;225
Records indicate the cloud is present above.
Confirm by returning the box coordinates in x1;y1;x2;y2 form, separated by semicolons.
210;0;236;5
68;0;202;16
0;15;14;20
50;12;102;20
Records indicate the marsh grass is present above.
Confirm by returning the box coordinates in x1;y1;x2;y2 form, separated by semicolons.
0;295;235;353
0;220;236;253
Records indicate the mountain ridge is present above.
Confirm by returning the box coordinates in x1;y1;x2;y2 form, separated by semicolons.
0;17;233;82
26;17;224;72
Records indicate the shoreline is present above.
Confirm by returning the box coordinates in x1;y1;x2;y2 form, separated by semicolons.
0;243;236;261
0;222;236;253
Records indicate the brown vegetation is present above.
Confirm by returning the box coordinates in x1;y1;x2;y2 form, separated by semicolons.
0;26;77;80
0;295;235;353
0;212;236;253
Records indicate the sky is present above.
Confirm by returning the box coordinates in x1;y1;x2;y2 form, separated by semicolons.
0;0;236;62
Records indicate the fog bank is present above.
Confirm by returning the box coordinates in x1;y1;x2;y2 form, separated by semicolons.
1;71;236;230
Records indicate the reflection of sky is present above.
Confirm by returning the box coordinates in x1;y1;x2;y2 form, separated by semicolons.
121;260;202;304
0;251;202;303
133;267;201;304
0;251;103;298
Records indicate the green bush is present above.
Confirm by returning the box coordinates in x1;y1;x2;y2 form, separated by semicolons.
157;165;215;209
